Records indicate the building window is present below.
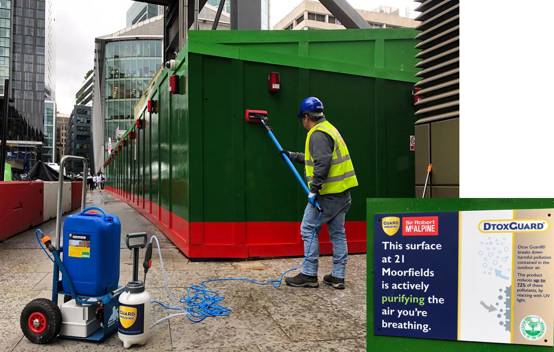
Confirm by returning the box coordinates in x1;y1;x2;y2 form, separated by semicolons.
308;12;316;20
285;24;293;30
316;14;325;22
296;14;304;25
328;16;336;24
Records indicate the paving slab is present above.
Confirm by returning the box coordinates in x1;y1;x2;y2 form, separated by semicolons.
0;190;366;351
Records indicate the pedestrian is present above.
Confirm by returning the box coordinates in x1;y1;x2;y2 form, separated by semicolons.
87;174;94;191
92;174;98;190
99;172;105;190
283;97;358;289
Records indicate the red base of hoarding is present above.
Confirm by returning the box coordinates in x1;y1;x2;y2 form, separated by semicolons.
106;186;367;259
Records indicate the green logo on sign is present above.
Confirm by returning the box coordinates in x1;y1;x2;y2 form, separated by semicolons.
520;315;546;341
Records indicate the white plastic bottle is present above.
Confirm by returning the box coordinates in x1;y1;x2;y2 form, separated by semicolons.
118;282;151;348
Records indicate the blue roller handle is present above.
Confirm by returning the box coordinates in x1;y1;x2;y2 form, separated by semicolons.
260;119;322;212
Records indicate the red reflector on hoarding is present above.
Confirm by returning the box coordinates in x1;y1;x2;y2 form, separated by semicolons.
136;119;144;129
268;72;280;93
169;75;179;94
147;100;157;113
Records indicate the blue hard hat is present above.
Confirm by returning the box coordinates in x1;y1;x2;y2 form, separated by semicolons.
297;97;324;118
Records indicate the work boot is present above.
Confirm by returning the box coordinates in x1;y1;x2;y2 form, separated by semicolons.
285;273;319;288
323;274;345;289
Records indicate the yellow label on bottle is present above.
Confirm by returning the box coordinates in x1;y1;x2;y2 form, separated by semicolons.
119;305;137;329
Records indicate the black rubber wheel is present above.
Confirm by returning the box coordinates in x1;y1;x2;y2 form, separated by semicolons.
20;298;62;344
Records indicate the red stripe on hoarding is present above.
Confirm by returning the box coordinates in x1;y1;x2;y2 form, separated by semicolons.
105;186;367;259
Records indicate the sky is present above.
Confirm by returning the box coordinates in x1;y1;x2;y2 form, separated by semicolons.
54;0;417;115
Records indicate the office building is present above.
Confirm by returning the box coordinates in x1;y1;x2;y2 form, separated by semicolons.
0;0;55;164
126;2;164;26
413;0;459;197
55;111;69;162
274;0;418;30
75;69;93;106
66;105;93;173
92;16;163;173
42;99;55;162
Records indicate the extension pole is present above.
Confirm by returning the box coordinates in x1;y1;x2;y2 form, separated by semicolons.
421;163;432;198
260;119;321;211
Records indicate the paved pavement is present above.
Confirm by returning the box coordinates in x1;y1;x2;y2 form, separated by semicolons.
0;190;366;351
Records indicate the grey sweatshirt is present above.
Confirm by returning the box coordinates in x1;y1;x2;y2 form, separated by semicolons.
288;119;352;222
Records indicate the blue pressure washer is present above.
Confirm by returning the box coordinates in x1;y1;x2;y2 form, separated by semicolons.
20;156;124;344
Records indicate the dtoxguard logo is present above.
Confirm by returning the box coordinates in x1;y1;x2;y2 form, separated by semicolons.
478;219;549;233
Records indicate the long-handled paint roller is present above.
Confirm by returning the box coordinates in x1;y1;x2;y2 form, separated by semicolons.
422;163;432;198
245;109;322;211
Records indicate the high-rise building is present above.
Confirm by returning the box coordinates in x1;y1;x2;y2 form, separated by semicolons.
66;105;93;173
42;99;54;162
75;69;93;106
0;0;10;93
92;16;164;173
126;2;163;26
0;0;55;165
55;111;69;163
274;0;418;30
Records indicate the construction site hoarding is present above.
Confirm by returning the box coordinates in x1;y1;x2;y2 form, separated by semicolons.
105;29;418;258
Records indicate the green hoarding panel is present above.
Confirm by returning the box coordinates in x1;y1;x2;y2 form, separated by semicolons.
367;198;554;351
106;29;418;258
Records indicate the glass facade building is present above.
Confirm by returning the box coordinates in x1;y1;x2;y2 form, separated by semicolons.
0;0;11;95
103;39;162;151
126;3;162;26
7;0;46;142
42;99;54;161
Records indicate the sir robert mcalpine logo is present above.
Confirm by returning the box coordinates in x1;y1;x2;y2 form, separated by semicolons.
402;216;439;236
479;219;549;233
381;217;401;236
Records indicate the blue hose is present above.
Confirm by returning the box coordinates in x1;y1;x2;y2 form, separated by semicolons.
151;212;322;324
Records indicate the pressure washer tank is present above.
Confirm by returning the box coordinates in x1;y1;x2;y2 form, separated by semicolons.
118;282;151;348
62;207;121;296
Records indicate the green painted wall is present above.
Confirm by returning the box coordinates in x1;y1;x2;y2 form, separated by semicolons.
366;198;554;351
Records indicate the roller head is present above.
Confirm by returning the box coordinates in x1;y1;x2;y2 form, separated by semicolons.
245;109;269;124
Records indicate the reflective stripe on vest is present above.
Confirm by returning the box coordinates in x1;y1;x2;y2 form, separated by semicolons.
305;120;358;195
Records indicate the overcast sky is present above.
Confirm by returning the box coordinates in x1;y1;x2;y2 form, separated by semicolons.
54;0;417;114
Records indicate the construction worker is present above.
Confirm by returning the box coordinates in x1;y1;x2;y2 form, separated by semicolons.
283;97;358;289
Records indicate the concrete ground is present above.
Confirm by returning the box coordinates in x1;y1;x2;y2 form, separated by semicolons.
0;190;366;351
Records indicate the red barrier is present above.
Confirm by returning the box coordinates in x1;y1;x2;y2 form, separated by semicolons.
0;182;44;241
71;181;83;210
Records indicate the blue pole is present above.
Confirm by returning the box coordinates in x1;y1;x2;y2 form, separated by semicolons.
260;119;321;211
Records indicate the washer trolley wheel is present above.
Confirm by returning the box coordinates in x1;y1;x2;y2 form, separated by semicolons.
20;298;63;344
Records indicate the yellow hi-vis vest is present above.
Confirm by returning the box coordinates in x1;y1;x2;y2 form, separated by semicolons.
305;120;358;195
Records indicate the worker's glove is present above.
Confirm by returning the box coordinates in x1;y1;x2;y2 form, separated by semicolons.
280;150;291;159
307;192;318;208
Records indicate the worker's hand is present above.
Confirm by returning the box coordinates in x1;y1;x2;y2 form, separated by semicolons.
307;192;318;208
280;150;291;159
